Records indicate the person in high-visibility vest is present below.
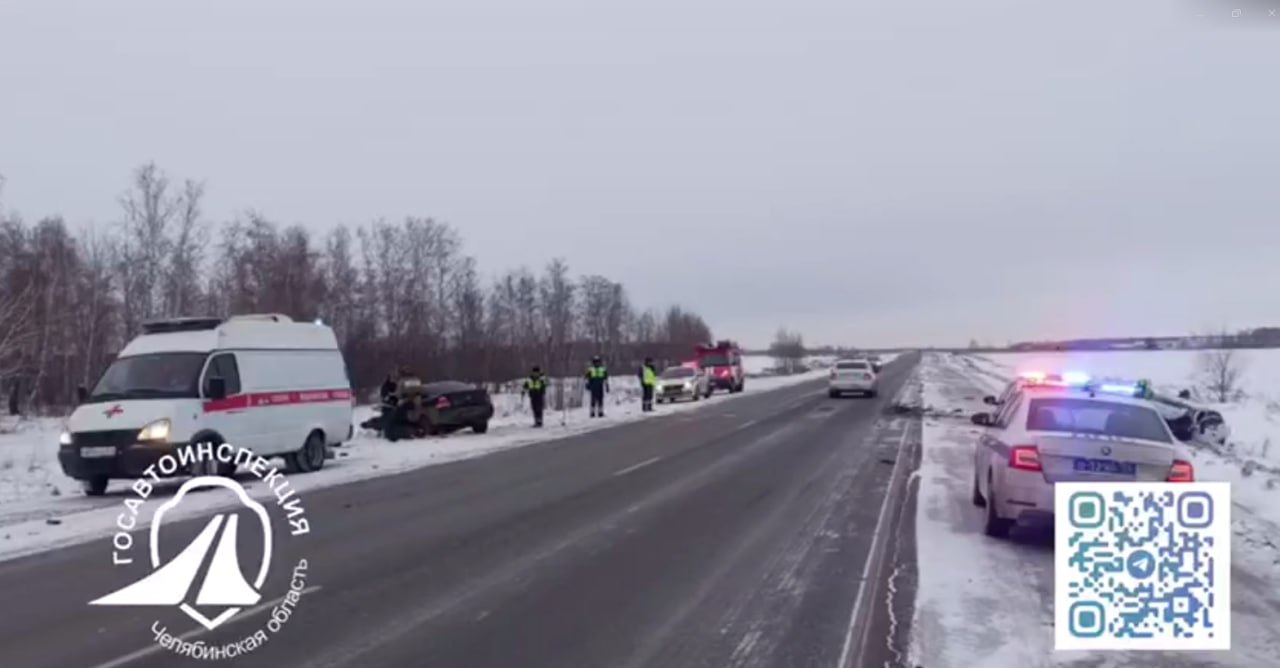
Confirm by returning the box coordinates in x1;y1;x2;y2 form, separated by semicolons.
638;358;657;412
584;356;610;418
523;366;548;427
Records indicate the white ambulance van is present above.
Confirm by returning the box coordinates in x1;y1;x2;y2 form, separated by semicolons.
58;314;354;495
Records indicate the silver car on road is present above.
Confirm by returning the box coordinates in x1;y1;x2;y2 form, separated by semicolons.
656;365;711;403
828;359;879;398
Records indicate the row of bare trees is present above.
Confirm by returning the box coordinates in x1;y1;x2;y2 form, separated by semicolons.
0;165;714;413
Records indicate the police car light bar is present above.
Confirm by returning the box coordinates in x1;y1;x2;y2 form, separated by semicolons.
1062;371;1091;385
1017;370;1153;398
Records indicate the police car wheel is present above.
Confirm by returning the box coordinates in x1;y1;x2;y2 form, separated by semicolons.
983;471;1014;538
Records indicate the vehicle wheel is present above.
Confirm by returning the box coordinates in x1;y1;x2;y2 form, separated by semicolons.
971;470;986;507
984;471;1014;538
82;476;108;497
192;438;236;477
472;421;489;434
290;432;327;473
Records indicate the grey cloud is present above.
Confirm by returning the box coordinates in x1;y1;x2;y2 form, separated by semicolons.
1;0;1276;348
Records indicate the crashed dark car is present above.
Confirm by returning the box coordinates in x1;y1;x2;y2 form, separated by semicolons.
362;380;495;440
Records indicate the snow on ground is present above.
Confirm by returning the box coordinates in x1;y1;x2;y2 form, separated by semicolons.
0;360;827;563
907;351;1280;668
739;352;901;376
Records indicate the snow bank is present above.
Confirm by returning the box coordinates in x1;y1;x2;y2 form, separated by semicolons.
0;367;827;562
907;351;1280;668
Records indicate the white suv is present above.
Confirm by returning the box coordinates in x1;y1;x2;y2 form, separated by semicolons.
971;374;1195;538
828;359;879;398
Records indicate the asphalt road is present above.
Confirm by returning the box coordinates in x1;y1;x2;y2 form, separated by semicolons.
0;354;922;668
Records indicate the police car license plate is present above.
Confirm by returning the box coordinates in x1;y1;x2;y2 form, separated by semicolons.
1073;458;1136;475
80;446;116;458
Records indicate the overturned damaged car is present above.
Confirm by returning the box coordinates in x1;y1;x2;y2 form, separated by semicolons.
1148;391;1231;449
361;374;494;440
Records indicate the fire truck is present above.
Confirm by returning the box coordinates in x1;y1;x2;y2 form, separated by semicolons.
695;340;745;394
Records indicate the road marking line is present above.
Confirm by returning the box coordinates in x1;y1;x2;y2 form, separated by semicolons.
87;585;323;668
837;426;910;668
612;457;662;477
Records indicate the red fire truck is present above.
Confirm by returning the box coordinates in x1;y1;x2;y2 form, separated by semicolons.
695;341;745;394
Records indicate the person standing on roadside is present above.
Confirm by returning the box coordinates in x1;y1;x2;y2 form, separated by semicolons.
523;366;548;427
638;358;658;412
585;355;610;418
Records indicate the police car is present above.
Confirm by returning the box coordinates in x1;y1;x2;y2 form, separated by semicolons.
970;371;1195;538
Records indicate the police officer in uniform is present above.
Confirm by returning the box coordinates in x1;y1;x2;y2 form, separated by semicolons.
380;369;399;407
585;356;610;417
638;358;657;412
523;366;548;427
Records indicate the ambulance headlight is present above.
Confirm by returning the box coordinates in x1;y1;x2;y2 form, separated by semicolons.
137;419;171;443
59;430;73;446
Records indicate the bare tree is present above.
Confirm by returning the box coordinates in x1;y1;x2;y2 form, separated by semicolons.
0;164;723;408
540;259;576;408
769;327;807;374
451;255;485;380
1198;346;1246;403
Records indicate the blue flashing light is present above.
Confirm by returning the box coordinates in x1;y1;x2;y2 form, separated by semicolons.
1098;383;1138;396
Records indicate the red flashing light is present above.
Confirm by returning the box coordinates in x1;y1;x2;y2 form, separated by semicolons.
1009;445;1043;472
1168;460;1195;483
435;396;452;410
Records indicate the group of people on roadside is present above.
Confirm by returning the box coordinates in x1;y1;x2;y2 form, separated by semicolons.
520;356;661;427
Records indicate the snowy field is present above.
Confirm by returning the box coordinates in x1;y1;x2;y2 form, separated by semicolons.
0;356;830;563
907;351;1280;668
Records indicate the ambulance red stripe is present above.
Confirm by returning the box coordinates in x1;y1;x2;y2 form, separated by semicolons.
203;388;353;413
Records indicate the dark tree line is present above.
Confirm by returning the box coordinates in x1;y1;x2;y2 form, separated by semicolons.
0;164;714;412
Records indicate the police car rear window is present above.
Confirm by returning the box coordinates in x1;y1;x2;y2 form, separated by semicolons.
836;361;869;370
1025;398;1171;443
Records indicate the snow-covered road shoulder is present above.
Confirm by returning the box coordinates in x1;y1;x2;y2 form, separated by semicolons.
906;352;1280;668
0;365;826;563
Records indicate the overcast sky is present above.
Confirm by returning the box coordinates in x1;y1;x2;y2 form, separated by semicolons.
1;0;1276;349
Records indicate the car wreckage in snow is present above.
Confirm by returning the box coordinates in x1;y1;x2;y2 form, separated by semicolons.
984;372;1231;449
1146;389;1231;449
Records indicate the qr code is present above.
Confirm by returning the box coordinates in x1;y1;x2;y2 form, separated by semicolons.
1054;482;1232;651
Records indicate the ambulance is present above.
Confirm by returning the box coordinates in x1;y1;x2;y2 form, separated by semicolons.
57;314;354;495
